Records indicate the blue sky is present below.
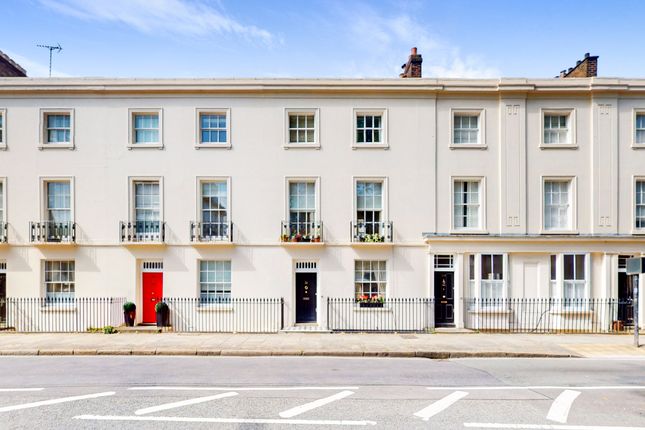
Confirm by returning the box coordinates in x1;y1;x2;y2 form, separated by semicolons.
1;0;643;78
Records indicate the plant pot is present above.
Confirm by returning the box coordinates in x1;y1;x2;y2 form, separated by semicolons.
124;310;136;327
359;302;384;308
156;308;169;327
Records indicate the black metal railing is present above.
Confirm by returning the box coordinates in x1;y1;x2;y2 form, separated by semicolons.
327;297;434;332
164;297;283;333
462;298;636;333
351;220;393;242
2;297;126;332
30;221;76;243
120;221;165;242
0;222;6;243
190;221;233;242
280;221;323;242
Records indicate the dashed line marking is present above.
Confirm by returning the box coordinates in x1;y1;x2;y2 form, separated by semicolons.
427;386;645;391
135;391;238;415
129;386;359;391
74;414;377;426
464;423;645;430
546;390;581;423
279;390;354;418
414;391;468;421
0;388;44;392
0;391;115;413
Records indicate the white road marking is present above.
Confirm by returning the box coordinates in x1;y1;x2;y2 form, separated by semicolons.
135;391;238;415
0;391;115;413
74;414;377;426
129;386;359;391
279;390;354;418
414;391;468;421
427;385;645;391
546;390;581;423
464;423;645;430
0;388;44;392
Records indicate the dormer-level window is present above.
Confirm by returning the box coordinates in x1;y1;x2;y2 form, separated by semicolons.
541;110;576;147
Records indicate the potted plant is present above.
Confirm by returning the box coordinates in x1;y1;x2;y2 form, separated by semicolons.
356;295;385;308
291;233;303;242
123;301;136;326
280;234;289;242
155;301;170;327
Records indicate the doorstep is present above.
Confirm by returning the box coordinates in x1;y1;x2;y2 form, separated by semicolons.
434;327;475;334
118;325;173;334
280;323;332;334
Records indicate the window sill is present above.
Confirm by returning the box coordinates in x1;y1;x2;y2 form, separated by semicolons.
0;144;6;150
630;144;645;149
352;143;389;150
539;230;578;235
631;230;645;235
539;143;578;150
127;143;163;150
549;308;594;315
467;307;511;314
283;143;320;150
353;306;392;312
196;304;234;312
449;229;488;235
40;305;77;312
195;143;231;149
449;144;487;150
38;143;74;150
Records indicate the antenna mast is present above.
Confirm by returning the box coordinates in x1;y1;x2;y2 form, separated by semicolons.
36;43;63;77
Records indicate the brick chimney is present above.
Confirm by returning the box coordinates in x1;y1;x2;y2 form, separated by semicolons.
0;49;27;77
557;53;598;78
400;47;422;78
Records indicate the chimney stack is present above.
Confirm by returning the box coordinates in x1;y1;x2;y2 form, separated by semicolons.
557;53;598;78
400;47;422;78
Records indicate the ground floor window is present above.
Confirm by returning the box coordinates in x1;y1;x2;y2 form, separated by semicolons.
354;260;386;301
467;253;507;303
44;260;75;301
199;260;231;303
550;253;589;305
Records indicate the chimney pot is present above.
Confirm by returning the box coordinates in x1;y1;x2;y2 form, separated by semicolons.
576;60;581;65
585;52;590;58
399;47;422;78
411;47;417;55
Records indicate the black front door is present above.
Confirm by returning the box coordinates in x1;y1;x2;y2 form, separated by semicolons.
296;273;317;323
618;272;634;326
434;272;454;326
0;274;5;326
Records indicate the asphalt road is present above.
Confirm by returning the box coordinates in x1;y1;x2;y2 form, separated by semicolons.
0;356;643;429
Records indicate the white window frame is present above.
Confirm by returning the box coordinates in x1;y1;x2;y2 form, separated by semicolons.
198;259;232;304
196;176;231;240
0;108;6;149
540;108;577;148
633;176;645;234
128;176;163;233
451;176;486;233
128;108;163;149
284;108;320;149
352;108;388;149
354;259;388;300
285;177;321;239
467;253;509;304
450;108;486;148
39;108;74;150
195;108;231;149
42;259;75;301
40;177;75;223
541;176;577;234
633;109;645;148
352;176;389;238
0;177;6;237
550;253;590;306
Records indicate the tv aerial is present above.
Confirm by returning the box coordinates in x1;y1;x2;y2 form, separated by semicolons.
36;43;63;77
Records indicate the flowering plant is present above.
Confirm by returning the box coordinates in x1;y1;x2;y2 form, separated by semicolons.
356;294;385;303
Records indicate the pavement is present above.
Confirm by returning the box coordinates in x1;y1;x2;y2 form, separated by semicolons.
0;331;643;358
1;356;644;429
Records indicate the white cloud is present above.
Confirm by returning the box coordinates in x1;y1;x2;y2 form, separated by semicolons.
39;0;274;45
336;3;499;78
4;50;72;77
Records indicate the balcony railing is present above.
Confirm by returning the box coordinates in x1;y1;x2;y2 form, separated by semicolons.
190;221;233;243
351;220;392;242
29;221;76;243
120;221;165;243
0;222;6;243
280;220;323;243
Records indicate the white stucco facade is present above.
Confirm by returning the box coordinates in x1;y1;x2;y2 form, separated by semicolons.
0;77;643;329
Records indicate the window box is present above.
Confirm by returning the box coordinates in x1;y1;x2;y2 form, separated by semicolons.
358;301;384;308
128;109;163;149
39;109;74;149
284;108;319;149
195;109;231;148
352;109;388;149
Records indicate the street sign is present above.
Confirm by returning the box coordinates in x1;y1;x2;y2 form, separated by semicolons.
625;257;642;348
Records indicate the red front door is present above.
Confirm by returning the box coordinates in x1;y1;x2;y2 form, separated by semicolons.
142;272;163;324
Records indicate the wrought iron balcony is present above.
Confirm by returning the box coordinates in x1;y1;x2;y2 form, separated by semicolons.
0;222;6;243
30;221;76;243
120;221;165;243
190;221;233;243
351;220;393;243
280;220;323;243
